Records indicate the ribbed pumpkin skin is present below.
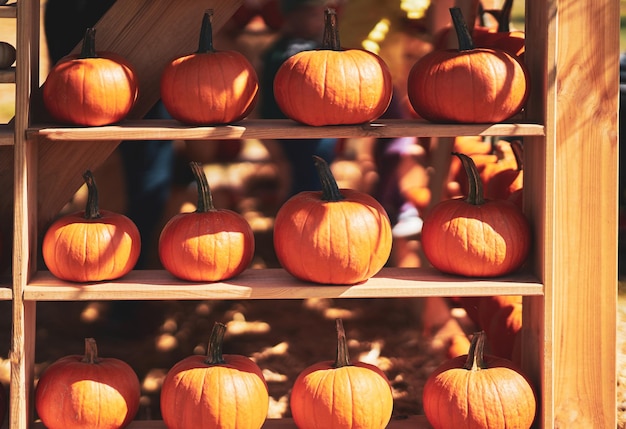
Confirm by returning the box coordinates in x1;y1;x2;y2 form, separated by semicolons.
160;354;269;429
159;210;255;282
291;360;393;429
274;48;393;126
274;189;392;285
42;209;141;282
161;50;258;125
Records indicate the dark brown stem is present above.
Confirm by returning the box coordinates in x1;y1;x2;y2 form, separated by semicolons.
510;140;524;171
79;28;98;59
322;8;341;51
449;7;475;51
83;170;102;220
313;155;344;201
452;152;485;205
463;331;487;371
198;10;216;53
333;319;352;368
81;338;100;364
189;161;216;213
204;322;227;365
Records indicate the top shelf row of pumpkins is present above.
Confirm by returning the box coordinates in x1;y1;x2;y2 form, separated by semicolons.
41;7;528;128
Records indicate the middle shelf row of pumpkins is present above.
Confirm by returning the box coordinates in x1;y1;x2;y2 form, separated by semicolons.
41;7;529;128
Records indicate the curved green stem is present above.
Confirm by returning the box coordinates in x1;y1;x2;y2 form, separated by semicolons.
333;319;352;368
452;152;485;205
204;322;227;365
463;331;487;371
313;155;344;202
449;7;475;51
83;170;102;220
189;161;216;213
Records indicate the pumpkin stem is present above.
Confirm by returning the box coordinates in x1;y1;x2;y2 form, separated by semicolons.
81;338;100;364
313;155;344;202
197;9;216;54
333;319;352;368
497;0;513;32
78;27;98;59
189;161;216;213
322;8;341;51
510;139;524;171
449;7;475;51
204;322;227;365
83;170;102;220
463;331;488;371
452;152;485;205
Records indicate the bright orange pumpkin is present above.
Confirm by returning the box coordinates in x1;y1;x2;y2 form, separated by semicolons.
485;139;524;202
423;331;536;429
290;319;393;429
160;322;269;429
159;162;255;282
35;338;141;429
42;170;141;282
161;10;258;125
42;28;138;126
273;156;392;284
273;8;392;126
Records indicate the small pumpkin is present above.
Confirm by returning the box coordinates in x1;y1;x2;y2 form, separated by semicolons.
161;10;259;125
35;338;141;429
421;152;531;277
423;331;536;429
485;139;524;203
273;156;392;285
160;322;269;429
0;41;16;69
407;7;529;123
290;319;393;429
488;299;523;360
42;170;141;282
273;8;393;126
42;28;138;126
159;161;255;282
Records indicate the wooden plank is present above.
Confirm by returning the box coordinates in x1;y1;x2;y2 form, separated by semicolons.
25;268;543;301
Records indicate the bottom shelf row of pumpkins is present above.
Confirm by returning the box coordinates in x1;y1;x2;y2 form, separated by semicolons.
33;319;536;429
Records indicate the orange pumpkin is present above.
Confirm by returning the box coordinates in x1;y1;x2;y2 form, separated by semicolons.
273;156;392;284
421;152;531;277
488;300;523;360
161;10;259;125
159;162;255;282
273;8;392;126
35;338;141;429
407;8;529;123
485;139;524;202
42;170;141;282
423;331;536;429
42;28;138;126
160;322;269;429
290;319;393;429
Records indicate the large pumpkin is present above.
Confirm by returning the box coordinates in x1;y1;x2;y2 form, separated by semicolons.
35;338;141;429
273;156;392;284
160;322;269;429
273;8;392;126
42;170;141;282
408;8;529;123
42;28;138;126
421;152;531;277
161;10;259;125
290;319;393;429
159;161;255;282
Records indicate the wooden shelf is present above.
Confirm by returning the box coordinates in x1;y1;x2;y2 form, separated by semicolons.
0;286;11;300
0;68;15;84
0;123;13;145
26;267;543;301
28;118;545;141
0;5;16;19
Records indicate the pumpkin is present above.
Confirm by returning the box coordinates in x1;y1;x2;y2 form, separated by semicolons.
423;331;536;429
159;161;255;282
35;338;141;429
273;8;393;126
477;294;522;334
485;139;524;203
42;28;138;126
160;322;269;429
481;0;526;58
407;7;529;123
488;299;523;360
0;41;16;69
421;152;531;277
273;156;392;284
161;10;259;125
42;170;141;282
290;319;393;429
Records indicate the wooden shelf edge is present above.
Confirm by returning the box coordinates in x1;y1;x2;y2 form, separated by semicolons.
28;119;546;141
0;286;11;300
0;5;16;19
0;68;16;84
25;267;543;301
0;123;14;145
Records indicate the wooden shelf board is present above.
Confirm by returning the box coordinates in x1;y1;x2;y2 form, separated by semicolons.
0;123;13;145
28;119;545;141
0;5;16;19
26;267;543;301
0;68;15;84
0;286;11;300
